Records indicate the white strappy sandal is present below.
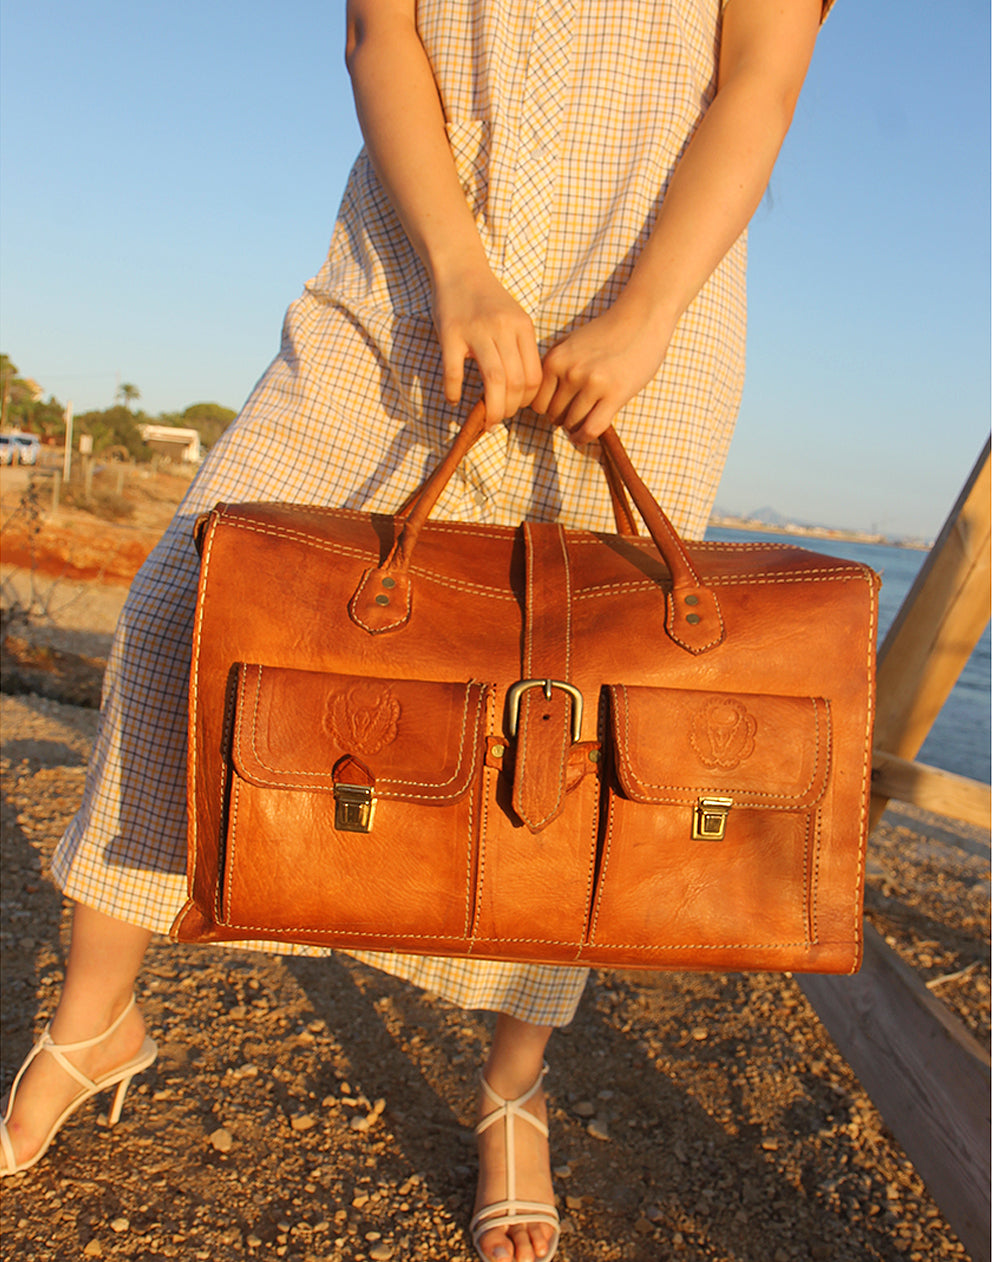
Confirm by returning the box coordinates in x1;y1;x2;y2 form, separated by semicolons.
0;995;157;1176
471;1064;560;1261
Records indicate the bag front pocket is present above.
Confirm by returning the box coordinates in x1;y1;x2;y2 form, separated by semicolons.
589;685;831;961
220;664;491;946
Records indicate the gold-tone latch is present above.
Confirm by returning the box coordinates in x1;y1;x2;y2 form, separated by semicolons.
692;796;732;840
334;784;377;833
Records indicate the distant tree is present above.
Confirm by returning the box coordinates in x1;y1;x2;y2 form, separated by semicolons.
180;402;236;449
1;355;43;430
25;397;67;442
116;382;141;412
76;406;151;462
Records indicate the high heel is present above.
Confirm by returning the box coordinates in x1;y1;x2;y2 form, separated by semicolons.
0;995;157;1176
471;1064;560;1261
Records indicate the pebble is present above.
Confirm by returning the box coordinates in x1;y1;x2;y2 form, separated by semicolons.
369;1246;394;1260
587;1119;610;1141
209;1127;234;1152
290;1113;317;1132
110;1218;130;1233
0;675;981;1262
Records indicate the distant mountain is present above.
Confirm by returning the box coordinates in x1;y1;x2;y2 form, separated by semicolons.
712;504;803;527
709;505;930;549
746;506;794;526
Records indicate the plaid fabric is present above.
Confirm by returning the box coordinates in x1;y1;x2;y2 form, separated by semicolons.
52;0;808;1028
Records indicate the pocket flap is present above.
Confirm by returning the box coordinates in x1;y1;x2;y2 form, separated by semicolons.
606;684;830;809
232;664;489;804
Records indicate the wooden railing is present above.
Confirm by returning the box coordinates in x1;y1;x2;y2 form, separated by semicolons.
799;437;991;1262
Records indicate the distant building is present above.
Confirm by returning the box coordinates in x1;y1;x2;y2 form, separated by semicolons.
139;425;201;463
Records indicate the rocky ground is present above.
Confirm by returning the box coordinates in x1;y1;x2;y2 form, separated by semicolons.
0;462;988;1262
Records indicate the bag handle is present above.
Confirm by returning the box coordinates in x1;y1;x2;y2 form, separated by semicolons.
348;401;724;654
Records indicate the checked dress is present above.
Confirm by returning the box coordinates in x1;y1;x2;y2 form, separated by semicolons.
53;0;830;1026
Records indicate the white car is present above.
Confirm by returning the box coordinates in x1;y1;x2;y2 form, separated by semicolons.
12;434;40;465
0;433;40;465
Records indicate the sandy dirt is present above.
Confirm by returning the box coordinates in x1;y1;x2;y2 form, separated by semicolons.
0;462;988;1262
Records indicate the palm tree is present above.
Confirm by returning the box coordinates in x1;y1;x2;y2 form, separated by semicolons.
117;382;141;412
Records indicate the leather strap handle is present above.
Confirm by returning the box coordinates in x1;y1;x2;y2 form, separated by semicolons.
392;401;640;540
349;403;724;653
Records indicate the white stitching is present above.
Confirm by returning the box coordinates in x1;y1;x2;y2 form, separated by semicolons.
558;524;573;682
185;508;219;903
664;588;724;654
852;577;878;963
232;671;487;799
610;685;830;806
573;569;874;600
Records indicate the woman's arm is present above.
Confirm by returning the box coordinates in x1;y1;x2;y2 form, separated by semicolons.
345;0;542;424
532;0;824;444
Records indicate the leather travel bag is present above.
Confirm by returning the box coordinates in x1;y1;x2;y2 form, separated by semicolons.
171;404;880;974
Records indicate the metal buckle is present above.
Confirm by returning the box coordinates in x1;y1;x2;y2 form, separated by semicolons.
505;679;584;744
692;796;732;840
334;783;377;833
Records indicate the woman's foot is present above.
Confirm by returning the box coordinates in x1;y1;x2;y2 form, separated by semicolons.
1;997;152;1174
472;1070;559;1262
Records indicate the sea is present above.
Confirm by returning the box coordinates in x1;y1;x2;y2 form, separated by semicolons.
706;528;992;787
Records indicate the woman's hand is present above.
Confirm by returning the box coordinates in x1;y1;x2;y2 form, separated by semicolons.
531;294;676;445
528;0;823;447
432;268;543;427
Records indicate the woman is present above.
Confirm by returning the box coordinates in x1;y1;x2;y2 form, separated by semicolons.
1;2;832;1259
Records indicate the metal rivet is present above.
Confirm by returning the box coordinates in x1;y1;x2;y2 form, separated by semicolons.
587;749;601;763
685;594;699;606
374;594;390;606
686;613;701;625
492;744;505;758
381;576;397;589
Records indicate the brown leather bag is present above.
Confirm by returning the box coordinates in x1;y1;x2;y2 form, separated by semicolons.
171;404;880;973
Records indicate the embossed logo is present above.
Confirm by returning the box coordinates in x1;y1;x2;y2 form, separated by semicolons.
690;697;757;769
324;684;400;754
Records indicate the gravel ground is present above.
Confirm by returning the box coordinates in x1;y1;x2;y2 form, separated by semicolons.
1;694;988;1262
0;468;988;1261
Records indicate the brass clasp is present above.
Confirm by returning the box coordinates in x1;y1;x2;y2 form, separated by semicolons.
692;796;732;840
505;679;584;743
334;783;377;833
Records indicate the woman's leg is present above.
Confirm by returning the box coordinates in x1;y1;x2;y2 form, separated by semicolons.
2;902;152;1170
474;1014;557;1262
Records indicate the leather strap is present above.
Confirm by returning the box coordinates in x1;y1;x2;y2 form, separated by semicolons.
598;430;724;653
349;404;723;654
511;523;574;831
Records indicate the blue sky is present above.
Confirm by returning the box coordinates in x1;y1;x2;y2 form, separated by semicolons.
1;1;988;539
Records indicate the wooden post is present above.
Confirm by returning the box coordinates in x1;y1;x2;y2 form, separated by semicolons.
871;438;991;828
798;438;992;1262
871;750;991;831
800;925;991;1262
62;400;73;482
